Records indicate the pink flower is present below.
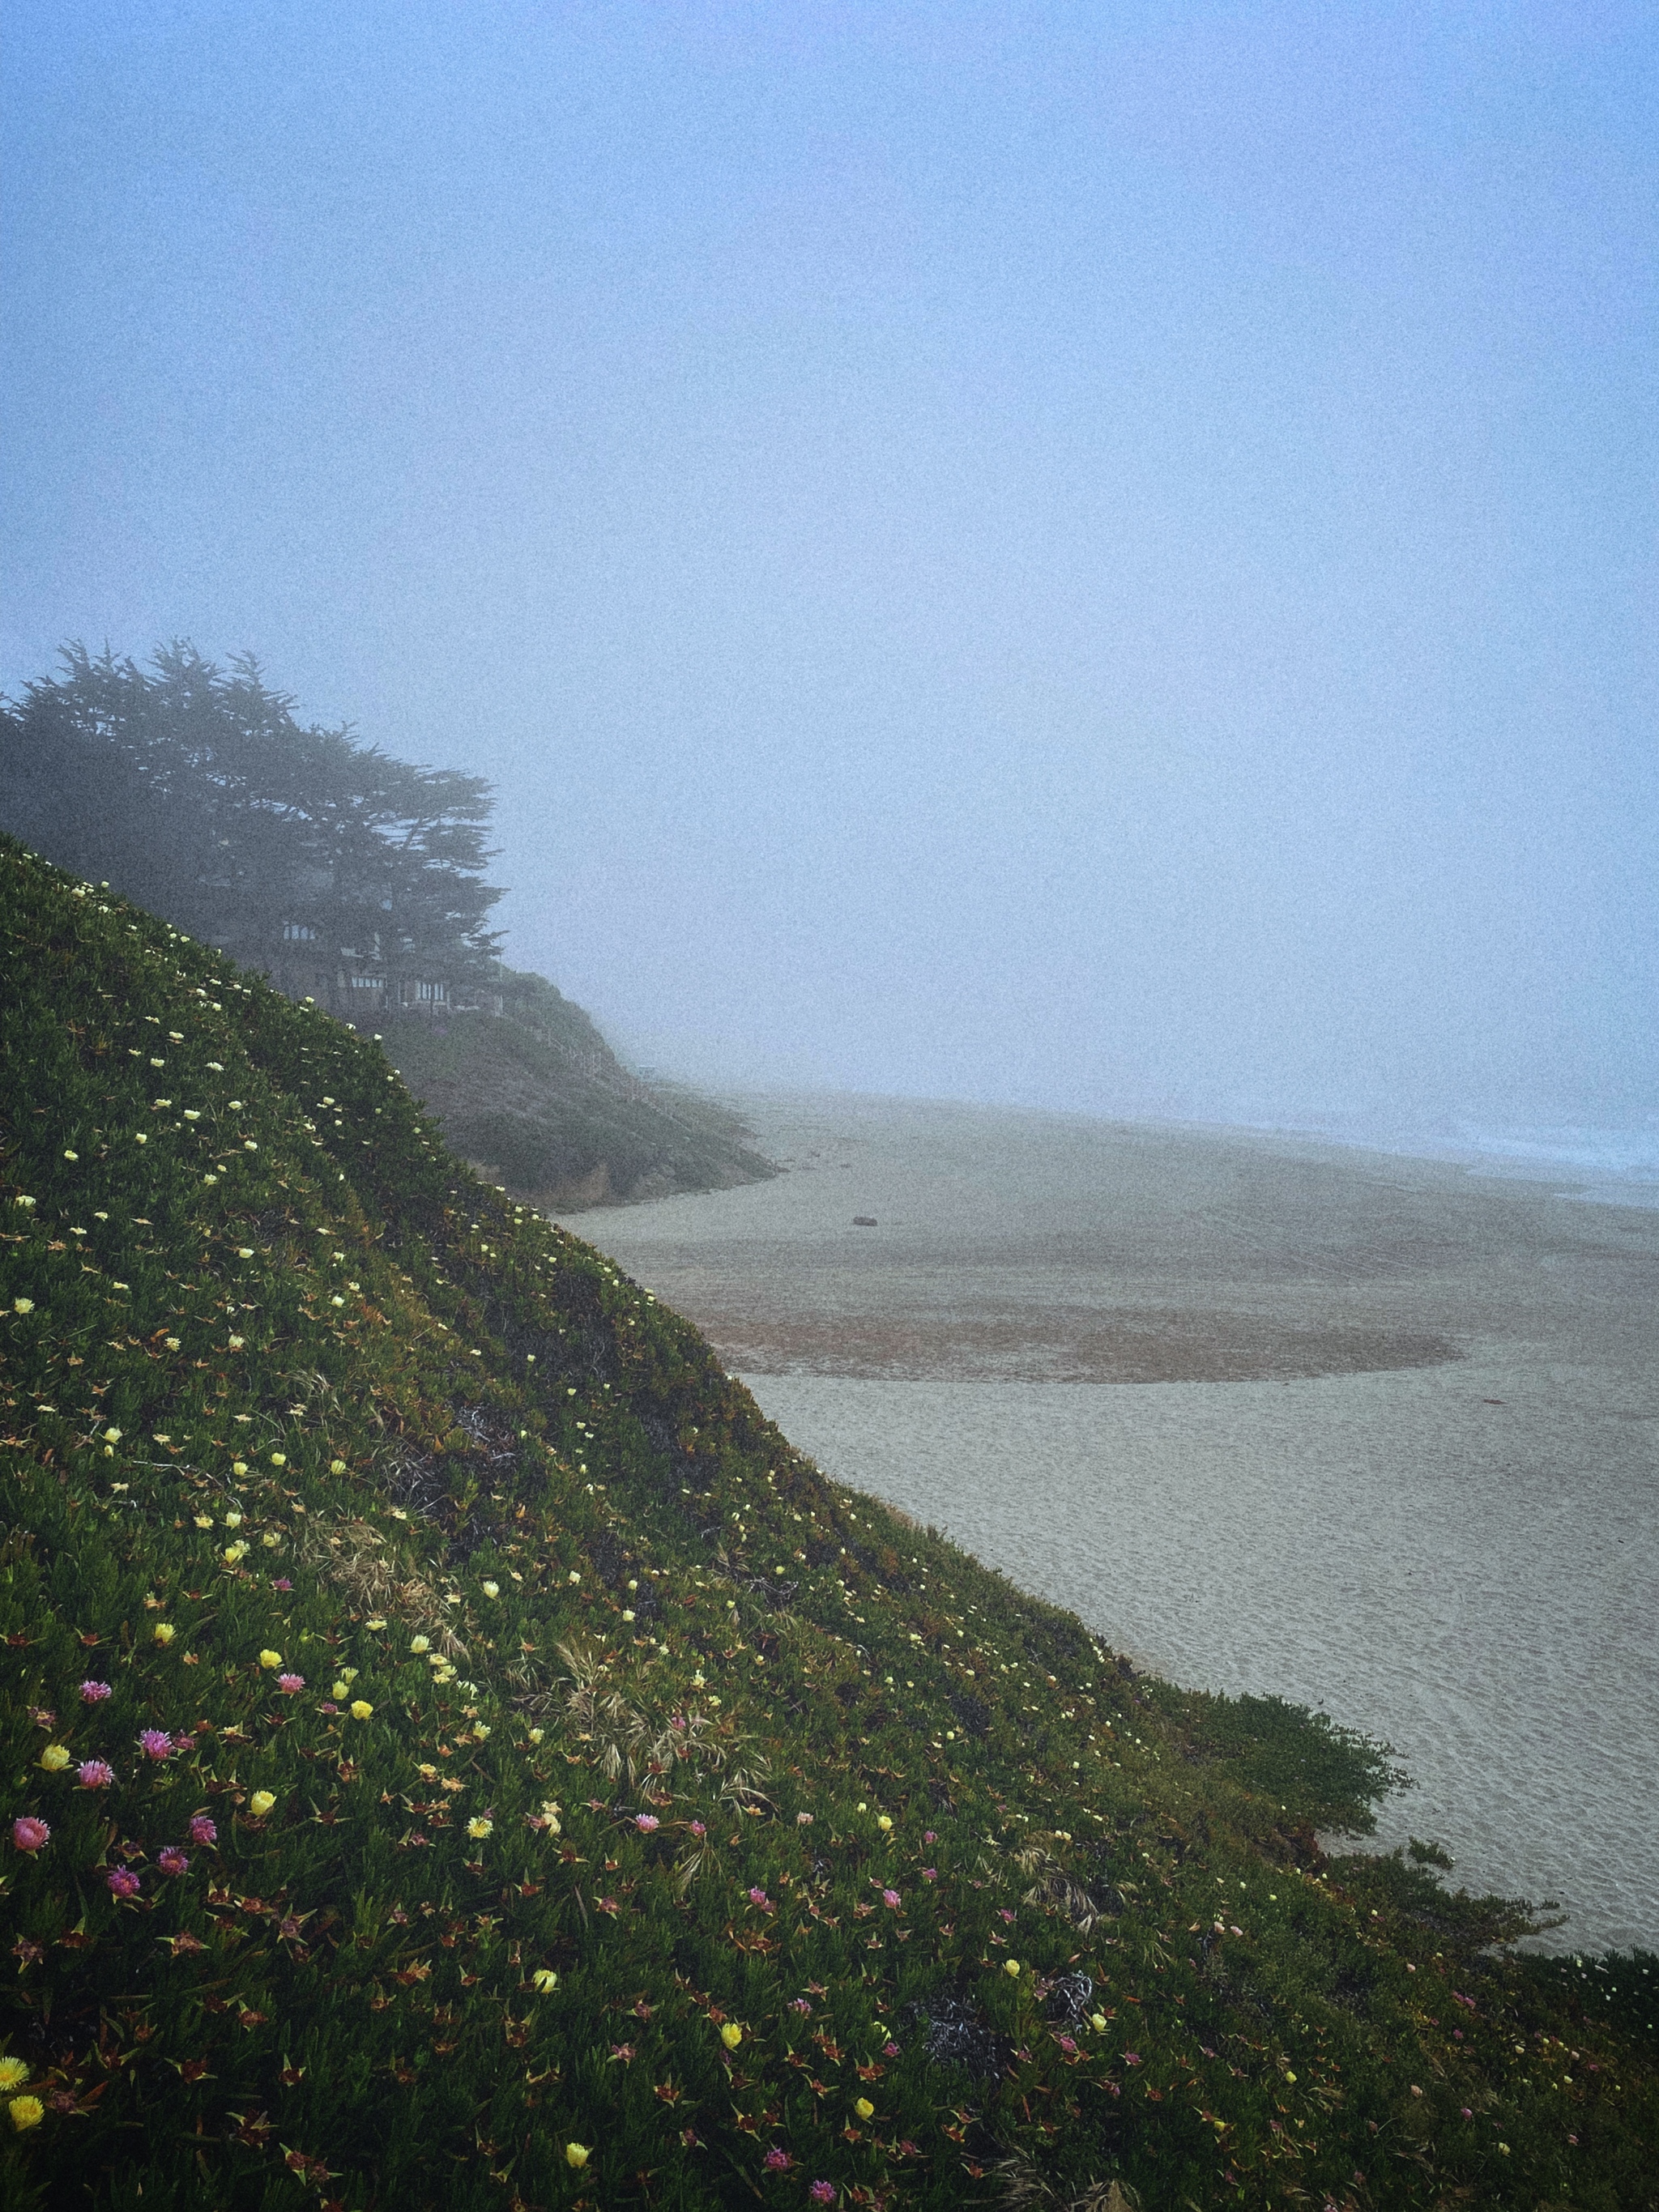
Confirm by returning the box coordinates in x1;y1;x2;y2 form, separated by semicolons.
107;1866;141;1897
921;1867;937;1882
12;1816;49;1853
789;1997;812;2014
923;1831;936;1843
77;1760;115;1789
271;1578;292;1592
275;1673;305;1694
810;2184;837;2206
157;1846;190;1877
689;1820;706;1837
80;1680;113;1703
883;2040;899;2057
748;1886;770;1909
139;1728;174;1761
188;1813;217;1846
1123;2051;1141;2066
881;1888;901;1908
1461;2107;1473;2120
634;1813;659;1832
1056;2034;1077;2054
998;1907;1016;1924
319;1700;339;1714
763;2146;792;2171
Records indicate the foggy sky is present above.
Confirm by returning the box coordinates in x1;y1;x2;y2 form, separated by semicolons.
3;2;1655;1132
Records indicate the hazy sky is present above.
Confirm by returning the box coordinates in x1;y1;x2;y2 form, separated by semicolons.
4;2;1655;1130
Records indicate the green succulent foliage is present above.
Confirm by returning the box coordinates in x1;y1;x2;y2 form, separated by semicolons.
0;833;1654;2210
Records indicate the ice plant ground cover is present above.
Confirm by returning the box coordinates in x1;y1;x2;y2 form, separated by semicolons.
0;831;1653;2211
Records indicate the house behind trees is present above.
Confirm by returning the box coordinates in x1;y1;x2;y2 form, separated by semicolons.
0;643;505;1023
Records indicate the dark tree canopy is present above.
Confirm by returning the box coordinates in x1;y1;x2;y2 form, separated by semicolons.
0;641;504;1017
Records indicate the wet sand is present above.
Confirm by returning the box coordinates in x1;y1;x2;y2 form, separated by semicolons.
565;1092;1659;1954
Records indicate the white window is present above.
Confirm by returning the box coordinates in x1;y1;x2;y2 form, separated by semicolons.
350;974;385;991
283;923;317;941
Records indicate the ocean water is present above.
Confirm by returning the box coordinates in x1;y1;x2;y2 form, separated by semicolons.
574;1092;1659;1954
1242;1111;1659;1204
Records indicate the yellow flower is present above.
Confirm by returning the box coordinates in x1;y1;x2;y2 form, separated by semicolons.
249;1790;276;1817
0;2059;28;2092
350;1700;373;1720
467;1817;493;1840
854;2097;875;2120
330;1459;347;1474
258;1649;282;1670
7;2095;43;2132
527;1726;544;1744
531;1967;557;1993
409;1634;431;1654
564;2143;589;2169
38;1745;70;1772
194;1514;214;1528
1004;1958;1021;1977
1090;2012;1107;2032
11;1298;33;1315
332;1680;349;1698
480;1580;500;1599
153;1622;176;1644
102;1427;122;1443
719;2022;743;2050
876;1814;893;1831
269;1451;286;1467
228;1338;245;1353
366;1617;386;1630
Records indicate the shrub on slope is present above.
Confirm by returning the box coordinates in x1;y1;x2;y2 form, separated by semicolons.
0;835;1653;2211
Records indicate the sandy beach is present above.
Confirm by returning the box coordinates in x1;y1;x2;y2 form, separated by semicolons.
565;1092;1659;1954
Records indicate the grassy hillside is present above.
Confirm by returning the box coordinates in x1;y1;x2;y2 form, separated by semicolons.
384;971;775;1209
0;833;1653;2211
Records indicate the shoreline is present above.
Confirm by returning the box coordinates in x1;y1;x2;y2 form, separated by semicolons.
568;1088;1659;1954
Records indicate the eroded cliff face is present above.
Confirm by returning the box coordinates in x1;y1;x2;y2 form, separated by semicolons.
386;1004;775;1212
